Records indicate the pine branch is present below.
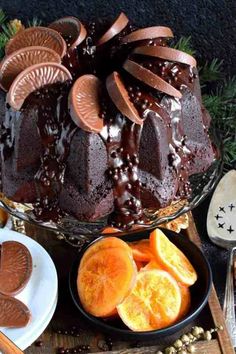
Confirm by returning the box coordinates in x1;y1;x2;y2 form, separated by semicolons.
27;17;42;27
1;22;18;38
174;36;196;56
0;9;6;25
199;58;223;84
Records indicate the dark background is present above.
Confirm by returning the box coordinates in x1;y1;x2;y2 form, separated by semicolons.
0;0;236;74
1;0;235;304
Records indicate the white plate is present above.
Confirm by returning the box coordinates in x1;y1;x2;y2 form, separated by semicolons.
0;229;58;350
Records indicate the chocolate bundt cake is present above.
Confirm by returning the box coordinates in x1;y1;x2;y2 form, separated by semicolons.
0;13;215;229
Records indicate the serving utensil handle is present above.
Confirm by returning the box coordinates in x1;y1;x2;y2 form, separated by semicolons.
0;332;24;354
223;247;236;348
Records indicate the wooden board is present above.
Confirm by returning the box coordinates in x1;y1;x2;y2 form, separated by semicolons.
8;212;233;354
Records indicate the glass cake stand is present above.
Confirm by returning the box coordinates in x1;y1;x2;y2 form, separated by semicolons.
0;130;223;246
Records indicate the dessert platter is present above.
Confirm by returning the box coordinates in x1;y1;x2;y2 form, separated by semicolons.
0;228;58;351
0;10;232;354
0;12;222;240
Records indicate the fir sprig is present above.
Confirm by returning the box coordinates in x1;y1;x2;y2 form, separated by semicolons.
27;17;42;27
174;36;196;56
200;58;223;84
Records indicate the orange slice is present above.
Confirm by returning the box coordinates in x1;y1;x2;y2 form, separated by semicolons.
80;237;133;269
5;26;67;57
101;226;122;234
117;270;181;331
97;12;129;46
0;46;61;92
129;239;153;262
6;62;72;111
135;259;145;271
141;258;164;271
77;248;137;317
49;16;87;50
150;228;197;286
178;284;191;320
68;74;104;133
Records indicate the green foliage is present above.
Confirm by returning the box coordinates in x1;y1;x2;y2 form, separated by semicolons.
0;9;6;25
0;9;19;59
174;36;196;56
203;75;236;169
27;17;42;27
199;58;223;84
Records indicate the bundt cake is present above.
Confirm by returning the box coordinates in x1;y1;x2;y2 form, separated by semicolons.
0;13;215;229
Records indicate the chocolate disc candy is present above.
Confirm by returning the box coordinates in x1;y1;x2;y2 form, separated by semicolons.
106;71;143;124
0;46;61;92
133;46;197;67
49;16;87;50
121;26;173;43
5;26;67;58
97;12;129;46
123;59;182;98
0;241;32;296
68;75;104;133
0;294;31;328
7;62;72;111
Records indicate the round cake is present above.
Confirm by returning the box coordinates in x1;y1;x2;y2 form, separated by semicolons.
0;13;215;229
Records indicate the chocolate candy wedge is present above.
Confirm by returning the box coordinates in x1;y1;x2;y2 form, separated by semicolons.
49;16;87;50
97;12;129;46
7;62;72;111
68;74;104;133
0;241;32;296
133;46;197;67
121;26;173;43
123;59;182;98
0;46;61;92
5;26;67;58
106;71;143;124
0;294;31;328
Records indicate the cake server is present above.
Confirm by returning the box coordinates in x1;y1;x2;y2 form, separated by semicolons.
207;169;236;347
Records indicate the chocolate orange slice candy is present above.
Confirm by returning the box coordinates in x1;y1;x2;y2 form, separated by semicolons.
0;46;61;92
0;294;31;328
0;241;32;296
5;26;67;58
97;12;129;46
49;16;87;50
133;46;197;67
68;74;104;133
121;26;173;43
106;71;143;124
7;62;72;111
123;59;182;98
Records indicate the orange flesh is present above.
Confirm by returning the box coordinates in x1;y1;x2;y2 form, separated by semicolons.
150;228;197;286
117;270;181;331
129;239;153;262
77;248;137;317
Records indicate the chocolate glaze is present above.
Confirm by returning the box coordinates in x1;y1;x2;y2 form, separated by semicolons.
27;81;76;221
1;18;214;228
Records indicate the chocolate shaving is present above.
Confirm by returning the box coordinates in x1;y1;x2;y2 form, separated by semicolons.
121;26;173;43
97;12;129;46
133;46;197;67
123;59;182;98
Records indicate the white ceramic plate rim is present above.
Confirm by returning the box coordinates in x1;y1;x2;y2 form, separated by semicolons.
0;229;58;350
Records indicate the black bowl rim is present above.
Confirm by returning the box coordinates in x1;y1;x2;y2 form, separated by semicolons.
69;228;212;339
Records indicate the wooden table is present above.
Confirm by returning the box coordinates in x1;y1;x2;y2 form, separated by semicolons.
8;213;234;354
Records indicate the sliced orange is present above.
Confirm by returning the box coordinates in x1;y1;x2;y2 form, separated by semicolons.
101;226;122;234
135;260;145;271
80;237;132;269
150;229;197;286
178;284;191;320
129;239;153;262
77;248;137;317
117;270;181;331
141;258;164;271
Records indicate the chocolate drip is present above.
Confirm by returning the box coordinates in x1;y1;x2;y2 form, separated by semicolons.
32;82;76;221
160;96;192;198
101;114;144;229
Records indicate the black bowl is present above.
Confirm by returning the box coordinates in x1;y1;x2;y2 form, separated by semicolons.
69;228;212;340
